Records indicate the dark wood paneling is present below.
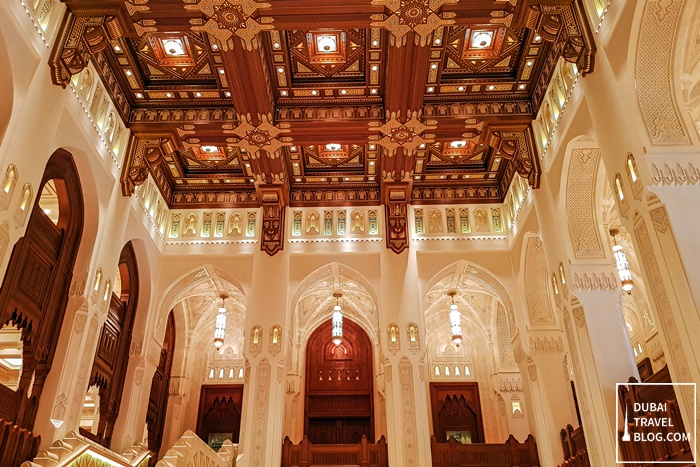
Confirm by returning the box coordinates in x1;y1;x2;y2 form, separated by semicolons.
305;318;374;444
196;384;244;447
146;312;175;462
0;149;84;431
430;382;485;444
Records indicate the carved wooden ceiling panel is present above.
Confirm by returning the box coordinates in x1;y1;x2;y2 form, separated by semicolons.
50;0;596;254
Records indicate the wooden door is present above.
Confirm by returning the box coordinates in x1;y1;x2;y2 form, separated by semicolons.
196;384;244;450
304;318;374;444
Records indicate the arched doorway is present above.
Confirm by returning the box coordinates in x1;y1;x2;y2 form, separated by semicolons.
80;241;139;448
0;149;84;430
304;318;374;444
146;311;175;463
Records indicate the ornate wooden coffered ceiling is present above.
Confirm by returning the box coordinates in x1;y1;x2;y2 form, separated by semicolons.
50;0;596;255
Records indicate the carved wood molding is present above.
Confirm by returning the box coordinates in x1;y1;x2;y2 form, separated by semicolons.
258;185;286;255
383;182;410;253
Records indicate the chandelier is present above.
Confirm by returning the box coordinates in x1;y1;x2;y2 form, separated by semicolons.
447;291;462;345
332;292;343;346
213;294;228;348
610;228;633;294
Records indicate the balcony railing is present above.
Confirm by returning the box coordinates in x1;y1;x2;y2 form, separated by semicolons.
558;424;589;467
617;366;693;466
430;434;540;467
1;418;40;467
281;435;388;467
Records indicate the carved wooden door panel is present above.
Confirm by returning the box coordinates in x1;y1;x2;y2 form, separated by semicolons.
146;312;175;460
195;385;244;448
429;383;485;443
305;318;374;444
0;150;84;429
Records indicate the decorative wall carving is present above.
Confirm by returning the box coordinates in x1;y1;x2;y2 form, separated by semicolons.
269;325;282;357
499;377;523;392
633;212;694;412
528;336;564;353
571;272;618;292
636;0;690;145
524;237;556;326
406;322;420;353
252;358;271;467
566;148;604;258
387;323;400;354
250;325;263;357
649;161;700;185
398;357;418;466
384;183;410;253
260;186;285;255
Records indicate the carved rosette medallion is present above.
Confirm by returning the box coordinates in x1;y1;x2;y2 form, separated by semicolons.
371;0;458;46
225;114;292;158
369;111;436;156
185;0;274;51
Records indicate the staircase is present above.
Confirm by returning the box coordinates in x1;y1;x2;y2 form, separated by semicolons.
20;429;237;467
20;431;150;467
156;430;237;467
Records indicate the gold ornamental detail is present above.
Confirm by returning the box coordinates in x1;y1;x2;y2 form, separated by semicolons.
369;111;436;155
224;114;292;158
185;0;273;51
370;0;458;46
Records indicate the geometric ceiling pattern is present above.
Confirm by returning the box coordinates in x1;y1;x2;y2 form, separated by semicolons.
49;0;596;254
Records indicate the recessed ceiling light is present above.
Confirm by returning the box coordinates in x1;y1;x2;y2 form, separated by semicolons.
427;87;435;92
458;86;465;91
526;60;533;67
534;35;542;43
280;90;288;96
488;85;495;90
195;92;202;97
295;178;302;182
471;31;494;49
325;143;342;151
344;177;350;181
430;63;438;69
219;69;225;74
136;93;143;99
201;146;219;153
162;38;186;56
290;146;297;151
212;43;219;50
340;89;347;95
370;89;378;94
317;35;338;53
114;45;122;52
125;70;132;76
449;140;467;148
434;38;441;45
277;67;284;73
371;65;379;72
166;92;173;98
273;42;281;49
419;143;426;149
369;161;375;165
311;90;318;95
369;144;376;150
225;91;231;97
372;40;379;47
518;84;526;90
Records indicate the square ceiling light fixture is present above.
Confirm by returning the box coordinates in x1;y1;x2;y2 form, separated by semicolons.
461;28;504;59
192;145;227;161
307;31;347;64
151;35;197;67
